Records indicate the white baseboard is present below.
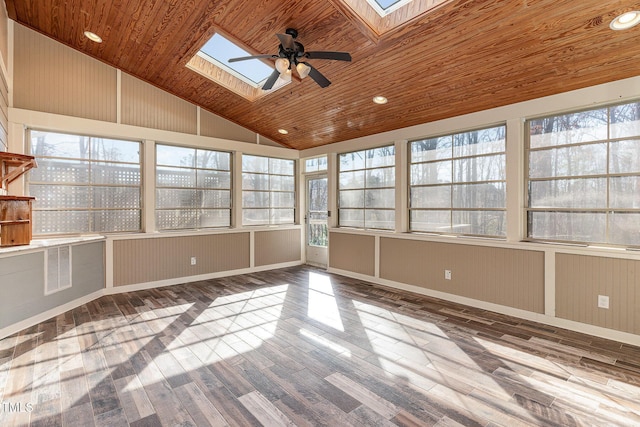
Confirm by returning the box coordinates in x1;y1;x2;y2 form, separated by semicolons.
328;267;640;348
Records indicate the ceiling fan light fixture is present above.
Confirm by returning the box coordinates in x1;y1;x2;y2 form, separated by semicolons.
296;62;311;79
281;68;292;82
275;58;290;73
610;11;640;30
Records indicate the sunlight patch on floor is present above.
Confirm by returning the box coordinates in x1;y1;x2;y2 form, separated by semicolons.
307;272;344;332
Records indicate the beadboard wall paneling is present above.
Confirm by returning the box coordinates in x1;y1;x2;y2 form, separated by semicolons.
121;73;197;135
13;25;117;122
0;1;7;73
379;237;545;313
556;253;640;335
200;108;257;143
254;228;302;267
328;232;375;277
113;233;250;286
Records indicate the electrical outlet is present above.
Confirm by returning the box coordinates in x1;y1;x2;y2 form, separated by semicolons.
444;270;452;280
597;295;609;309
190;256;197;266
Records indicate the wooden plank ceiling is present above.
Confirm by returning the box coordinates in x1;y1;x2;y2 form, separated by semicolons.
6;0;640;150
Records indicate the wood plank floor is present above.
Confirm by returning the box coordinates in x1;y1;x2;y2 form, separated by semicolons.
2;265;640;426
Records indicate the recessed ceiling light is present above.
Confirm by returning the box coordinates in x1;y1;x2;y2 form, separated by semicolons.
278;129;289;134
84;31;103;43
373;96;388;104
610;11;640;30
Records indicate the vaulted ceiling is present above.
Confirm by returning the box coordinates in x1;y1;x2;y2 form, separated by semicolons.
6;0;640;150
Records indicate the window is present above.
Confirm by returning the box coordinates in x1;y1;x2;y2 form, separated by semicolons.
28;130;142;234
242;155;295;225
409;125;506;237
304;156;327;173
156;144;231;230
526;101;640;247
366;0;415;16
338;146;395;230
198;33;274;87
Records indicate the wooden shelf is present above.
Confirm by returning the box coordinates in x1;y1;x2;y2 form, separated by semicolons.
0;152;37;190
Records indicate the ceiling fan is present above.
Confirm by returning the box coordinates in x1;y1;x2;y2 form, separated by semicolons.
228;28;351;90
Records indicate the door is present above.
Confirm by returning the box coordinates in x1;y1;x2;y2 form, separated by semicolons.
306;175;328;267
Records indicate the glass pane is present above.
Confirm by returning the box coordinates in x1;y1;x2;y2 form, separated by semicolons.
202;190;231;208
305;157;319;172
308;178;328;211
410;210;451;233
197;170;231;189
529;178;607;208
610;102;640;139
529;143;607;178
339;190;364;208
92;138;140;163
609;212;640;246
339;170;364;189
454;126;505;157
243;208;269;226
366;167;395;188
271;192;295;208
271;209;294;224
528;211;606;243
242;191;269;208
242;173;269;190
365;209;394;230
339;209;364;228
29;158;89;183
308;223;328;246
93;210;140;232
366;146;395;168
199;209;231;228
316;156;328;171
156;166;196;188
453;154;505;182
610;176;640;208
156;209;197;230
242;155;269;173
410;136;452;163
156;189;197;208
30;184;90;209
410;161;451;185
610;140;640;174
452;210;506;236
365;189;394;208
410;186;451;209
269;158;294;175
453;183;506;209
34;210;91;234
156;145;196;167
30;131;91;159
529;108;608;148
197;150;230;170
93;186;141;209
92;162;141;185
270;175;294;191
339;151;365;171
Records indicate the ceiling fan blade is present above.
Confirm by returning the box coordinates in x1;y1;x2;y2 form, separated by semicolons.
228;54;275;63
276;33;296;51
306;64;331;88
305;51;351;61
261;68;281;90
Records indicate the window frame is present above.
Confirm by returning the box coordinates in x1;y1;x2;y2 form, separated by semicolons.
524;100;640;248
155;143;233;231
337;144;396;231
241;154;296;226
27;129;143;236
408;124;507;238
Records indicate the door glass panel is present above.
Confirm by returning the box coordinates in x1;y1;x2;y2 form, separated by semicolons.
308;177;328;247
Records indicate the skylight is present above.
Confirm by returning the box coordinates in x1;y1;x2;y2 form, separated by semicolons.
198;33;273;87
366;0;415;16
